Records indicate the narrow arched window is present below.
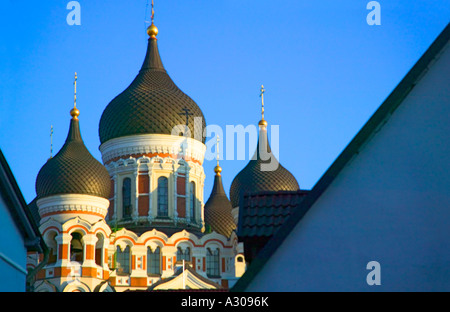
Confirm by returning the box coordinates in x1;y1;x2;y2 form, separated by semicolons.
70;232;84;263
206;248;220;277
147;247;161;275
157;177;169;217
176;247;191;262
116;245;130;275
122;178;132;219
190;182;196;222
95;233;104;267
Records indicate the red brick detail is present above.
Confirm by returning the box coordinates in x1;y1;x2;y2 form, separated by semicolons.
138;195;149;216
139;175;149;193
222;258;226;273
177;176;186;195
177;197;186;218
85;245;94;260
131;277;147;287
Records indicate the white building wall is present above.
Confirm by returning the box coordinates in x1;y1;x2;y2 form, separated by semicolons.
0;194;28;292
246;43;450;291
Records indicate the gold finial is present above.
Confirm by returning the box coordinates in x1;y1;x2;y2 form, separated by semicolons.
214;135;222;176
258;85;268;127
70;72;80;119
147;0;158;38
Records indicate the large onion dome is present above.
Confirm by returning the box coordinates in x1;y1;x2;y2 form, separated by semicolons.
36;109;111;199
99;23;206;145
204;165;236;238
229;120;300;208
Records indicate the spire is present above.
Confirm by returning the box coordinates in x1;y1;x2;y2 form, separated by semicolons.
141;5;165;73
70;72;80;119
146;0;159;39
49;125;53;160
259;85;268;127
214;135;222;176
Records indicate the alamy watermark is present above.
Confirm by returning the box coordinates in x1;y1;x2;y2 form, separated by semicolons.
367;1;381;25
67;1;81;26
171;118;281;172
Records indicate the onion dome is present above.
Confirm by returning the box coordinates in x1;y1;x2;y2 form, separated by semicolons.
204;165;236;238
229;121;300;208
36;109;111;199
99;23;206;145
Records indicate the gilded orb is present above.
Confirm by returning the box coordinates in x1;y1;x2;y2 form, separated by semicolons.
147;23;159;38
214;165;222;176
258;119;268;127
70;107;80;119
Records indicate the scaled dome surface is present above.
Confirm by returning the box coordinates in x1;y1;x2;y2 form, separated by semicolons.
99;27;206;145
229;126;299;207
36;116;111;200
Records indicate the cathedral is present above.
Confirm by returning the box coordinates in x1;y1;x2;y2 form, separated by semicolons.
25;16;301;292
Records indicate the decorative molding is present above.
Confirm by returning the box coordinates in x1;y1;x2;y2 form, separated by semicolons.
99;134;207;165
37;194;110;221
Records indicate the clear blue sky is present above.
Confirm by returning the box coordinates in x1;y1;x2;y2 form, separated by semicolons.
0;1;449;203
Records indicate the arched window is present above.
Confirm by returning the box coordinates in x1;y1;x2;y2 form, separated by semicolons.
122;178;132;219
116;245;130;275
70;232;83;263
176;247;191;262
46;231;58;265
147;246;161;275
95;233;104;267
157;177;169;217
206;248;220;277
190;182;196;221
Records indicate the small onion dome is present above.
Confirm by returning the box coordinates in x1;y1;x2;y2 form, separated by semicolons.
204;168;236;238
99;24;206;145
229;124;299;208
36;112;111;199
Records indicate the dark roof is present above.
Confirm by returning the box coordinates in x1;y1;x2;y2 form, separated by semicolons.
27;197;40;226
99;36;206;145
0;149;46;253
204;172;237;238
36;117;111;199
232;23;450;292
238;190;309;238
229;126;299;207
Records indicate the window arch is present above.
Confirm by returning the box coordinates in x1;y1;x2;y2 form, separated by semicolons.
176;247;191;262
122;178;132;219
147;246;161;275
115;245;131;275
190;182;196;221
157;176;169;217
206;248;220;277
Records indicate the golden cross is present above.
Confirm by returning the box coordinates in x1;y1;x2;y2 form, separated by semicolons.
50;125;53;159
260;85;265;120
216;135;220;166
74;72;77;109
151;0;155;23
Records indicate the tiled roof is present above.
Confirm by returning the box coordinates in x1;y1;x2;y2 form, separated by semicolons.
229;127;299;208
99;37;206;145
204;173;236;238
238;190;309;238
36;118;111;199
